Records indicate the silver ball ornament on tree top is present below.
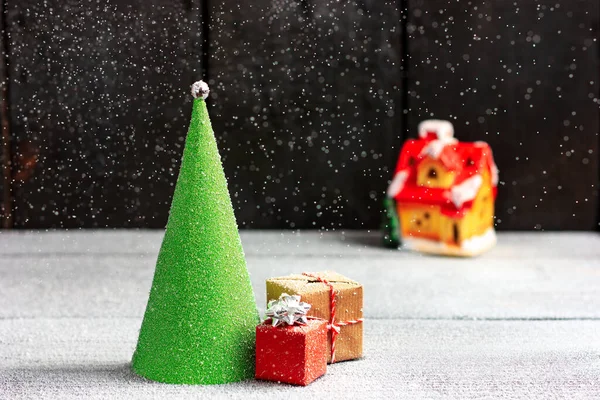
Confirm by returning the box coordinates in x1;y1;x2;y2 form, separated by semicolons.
191;81;210;100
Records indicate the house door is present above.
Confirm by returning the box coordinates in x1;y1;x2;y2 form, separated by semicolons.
453;223;460;245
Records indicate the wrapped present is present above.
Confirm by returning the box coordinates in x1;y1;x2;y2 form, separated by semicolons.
255;294;328;386
266;271;363;363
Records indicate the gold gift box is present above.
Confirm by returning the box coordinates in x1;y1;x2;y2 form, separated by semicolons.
266;271;363;363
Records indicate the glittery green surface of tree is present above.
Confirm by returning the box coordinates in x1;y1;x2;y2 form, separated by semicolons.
132;87;259;384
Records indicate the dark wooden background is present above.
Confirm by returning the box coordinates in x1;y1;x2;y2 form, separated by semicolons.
0;0;598;230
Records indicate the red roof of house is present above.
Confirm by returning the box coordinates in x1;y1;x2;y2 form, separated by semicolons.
389;136;498;218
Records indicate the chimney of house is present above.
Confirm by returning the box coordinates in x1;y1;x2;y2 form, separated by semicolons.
418;120;454;141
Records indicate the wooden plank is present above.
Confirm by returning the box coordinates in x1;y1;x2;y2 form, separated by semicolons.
3;253;600;320
0;230;599;259
407;0;600;230
209;0;404;228
0;1;12;227
1;231;598;319
1;318;598;398
5;0;203;228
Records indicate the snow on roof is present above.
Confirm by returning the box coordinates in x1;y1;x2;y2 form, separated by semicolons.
419;137;458;160
491;162;499;186
450;175;483;208
386;169;409;198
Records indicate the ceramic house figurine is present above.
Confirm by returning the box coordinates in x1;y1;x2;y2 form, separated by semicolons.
385;120;498;256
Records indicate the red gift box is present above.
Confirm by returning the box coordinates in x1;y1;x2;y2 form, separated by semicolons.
255;319;328;386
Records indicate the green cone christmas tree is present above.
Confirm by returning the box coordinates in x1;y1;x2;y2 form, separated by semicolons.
132;81;259;384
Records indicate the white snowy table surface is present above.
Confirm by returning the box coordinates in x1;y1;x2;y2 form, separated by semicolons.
1;230;599;399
